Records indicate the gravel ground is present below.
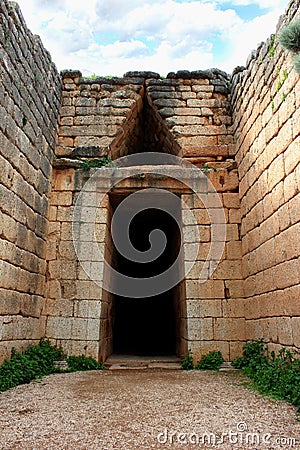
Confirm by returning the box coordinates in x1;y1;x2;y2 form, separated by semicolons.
0;369;299;450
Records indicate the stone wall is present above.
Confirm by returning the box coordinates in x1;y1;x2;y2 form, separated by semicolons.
231;0;300;353
43;160;244;362
45;68;243;362
0;0;61;359
182;167;244;362
57;69;233;163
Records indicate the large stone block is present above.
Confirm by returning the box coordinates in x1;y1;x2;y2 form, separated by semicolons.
212;260;243;280
276;317;294;346
222;298;245;318
214;317;245;341
185;279;225;299
292;318;300;347
187;317;214;340
46;317;73;339
44;298;74;317
86;318;101;341
186;299;222;318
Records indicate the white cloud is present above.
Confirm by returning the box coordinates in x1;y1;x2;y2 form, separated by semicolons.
95;0;145;21
215;0;287;9
14;0;288;76
220;8;286;71
100;40;149;59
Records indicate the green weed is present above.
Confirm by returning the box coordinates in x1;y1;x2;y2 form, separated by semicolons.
195;351;224;370
232;339;300;410
0;339;105;392
66;355;105;371
0;339;64;392
269;34;276;57
294;54;300;74
181;349;194;370
79;157;113;171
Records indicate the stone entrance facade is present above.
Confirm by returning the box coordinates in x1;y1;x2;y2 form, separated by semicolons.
43;70;243;362
0;0;299;362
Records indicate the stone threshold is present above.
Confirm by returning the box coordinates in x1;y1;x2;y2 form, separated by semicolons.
105;354;181;370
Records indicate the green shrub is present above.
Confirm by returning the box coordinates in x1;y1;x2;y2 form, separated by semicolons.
66;355;105;372
232;339;300;410
195;351;224;370
181;350;194;370
0;339;64;392
279;19;300;53
232;338;268;375
294;54;300;74
22;338;64;374
0;339;105;392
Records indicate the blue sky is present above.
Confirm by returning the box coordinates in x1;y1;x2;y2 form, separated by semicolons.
15;0;288;77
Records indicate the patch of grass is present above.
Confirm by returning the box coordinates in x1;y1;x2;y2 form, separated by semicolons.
195;351;224;370
232;339;300;410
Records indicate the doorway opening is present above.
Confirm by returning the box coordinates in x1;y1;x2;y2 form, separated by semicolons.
109;193;183;357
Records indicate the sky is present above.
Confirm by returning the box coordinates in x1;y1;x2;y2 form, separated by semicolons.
15;0;288;77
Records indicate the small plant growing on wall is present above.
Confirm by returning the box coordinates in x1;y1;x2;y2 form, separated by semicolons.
269;34;276;57
279;19;300;53
279;19;300;74
294;53;300;74
79;157;113;171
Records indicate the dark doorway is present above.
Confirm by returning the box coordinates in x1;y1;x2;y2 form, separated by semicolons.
111;195;181;356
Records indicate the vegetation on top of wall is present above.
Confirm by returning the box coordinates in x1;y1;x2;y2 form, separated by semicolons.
82;74;114;80
232;339;300;410
0;339;105;392
78;157;114;171
201;164;218;173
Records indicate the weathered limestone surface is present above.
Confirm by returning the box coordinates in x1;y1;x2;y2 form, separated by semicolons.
231;0;300;354
0;0;61;358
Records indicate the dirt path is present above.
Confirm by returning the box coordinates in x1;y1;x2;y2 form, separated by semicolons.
0;370;299;449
